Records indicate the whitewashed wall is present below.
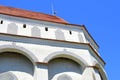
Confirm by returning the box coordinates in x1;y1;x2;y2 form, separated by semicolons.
0;14;98;50
0;14;107;80
0;34;107;80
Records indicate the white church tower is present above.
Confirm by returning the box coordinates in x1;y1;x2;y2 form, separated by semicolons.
0;5;107;80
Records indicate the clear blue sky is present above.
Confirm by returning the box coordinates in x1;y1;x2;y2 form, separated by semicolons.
0;0;119;80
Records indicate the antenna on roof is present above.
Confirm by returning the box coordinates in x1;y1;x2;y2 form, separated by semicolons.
51;0;57;15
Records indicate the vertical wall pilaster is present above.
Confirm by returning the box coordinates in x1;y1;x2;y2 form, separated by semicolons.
82;67;95;80
35;63;48;80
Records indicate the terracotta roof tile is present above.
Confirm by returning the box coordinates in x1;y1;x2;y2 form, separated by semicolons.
0;5;68;24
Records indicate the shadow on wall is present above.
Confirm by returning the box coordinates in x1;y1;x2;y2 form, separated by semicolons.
0;52;34;80
48;58;83;80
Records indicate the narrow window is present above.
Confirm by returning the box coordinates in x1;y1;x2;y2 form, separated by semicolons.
69;31;72;35
23;24;26;28
0;20;3;24
45;27;48;31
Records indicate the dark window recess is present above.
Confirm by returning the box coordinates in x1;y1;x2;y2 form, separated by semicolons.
45;27;48;31
23;24;26;28
69;31;72;35
0;20;3;24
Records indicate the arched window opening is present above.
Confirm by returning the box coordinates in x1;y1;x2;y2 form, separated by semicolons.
0;52;34;80
48;58;82;80
31;27;41;37
55;29;65;40
7;23;18;34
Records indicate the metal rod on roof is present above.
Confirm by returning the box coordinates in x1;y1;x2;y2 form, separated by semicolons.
51;0;56;15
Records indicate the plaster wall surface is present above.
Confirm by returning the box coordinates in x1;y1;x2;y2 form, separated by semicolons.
0;35;94;66
0;14;107;80
0;14;98;50
0;35;107;80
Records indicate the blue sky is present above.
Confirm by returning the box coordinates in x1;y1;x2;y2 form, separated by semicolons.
0;0;119;80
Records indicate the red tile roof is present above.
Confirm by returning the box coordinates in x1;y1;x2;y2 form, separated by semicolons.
0;5;68;24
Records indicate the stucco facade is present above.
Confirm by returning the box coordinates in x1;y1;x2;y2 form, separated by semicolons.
0;5;107;80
